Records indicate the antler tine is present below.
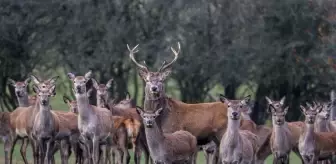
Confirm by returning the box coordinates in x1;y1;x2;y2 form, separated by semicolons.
306;102;313;110
127;44;148;71
158;61;167;71
159;42;180;72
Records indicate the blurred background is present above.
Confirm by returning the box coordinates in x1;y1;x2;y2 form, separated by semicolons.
1;0;336;126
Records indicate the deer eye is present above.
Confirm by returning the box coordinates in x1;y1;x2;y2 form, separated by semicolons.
240;106;243;108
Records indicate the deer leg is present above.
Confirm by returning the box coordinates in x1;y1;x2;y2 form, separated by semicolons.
45;139;55;164
9;137;19;164
19;137;29;164
92;137;100;164
134;137;143;164
60;139;71;164
3;136;12;164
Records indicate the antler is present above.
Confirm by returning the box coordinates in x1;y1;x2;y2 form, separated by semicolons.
127;44;148;71
159;42;180;72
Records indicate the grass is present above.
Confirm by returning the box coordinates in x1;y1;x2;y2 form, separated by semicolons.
0;143;301;164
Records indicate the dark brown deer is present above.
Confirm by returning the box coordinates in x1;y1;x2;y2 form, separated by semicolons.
127;42;232;164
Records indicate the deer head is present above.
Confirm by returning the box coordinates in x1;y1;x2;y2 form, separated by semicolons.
136;106;163;128
33;84;56;107
28;95;37;106
63;95;78;113
265;96;288;125
67;70;92;95
91;78;113;100
219;95;251;120
127;43;180;99
316;102;332;120
7;77;31;98
300;102;323;124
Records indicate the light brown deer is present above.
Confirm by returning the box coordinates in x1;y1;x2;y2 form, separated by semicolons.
92;78;136;164
8;75;59;164
136;106;198;164
7;77;31;164
219;95;259;164
266;96;304;164
68;70;127;164
299;103;336;164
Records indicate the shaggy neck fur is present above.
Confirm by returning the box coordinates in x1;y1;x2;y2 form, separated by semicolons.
38;103;53;128
17;94;29;107
76;93;94;121
143;119;165;158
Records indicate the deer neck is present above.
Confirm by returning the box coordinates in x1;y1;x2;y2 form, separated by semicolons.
96;94;107;108
144;96;167;113
76;94;94;120
226;118;241;135
28;98;41;130
144;119;165;155
315;118;330;132
272;120;291;150
17;95;29;107
302;123;315;146
39;104;53;120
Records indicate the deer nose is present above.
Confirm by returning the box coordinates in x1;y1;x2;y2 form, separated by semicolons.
232;112;238;117
326;114;330;118
41;100;47;105
16;91;20;95
151;86;158;92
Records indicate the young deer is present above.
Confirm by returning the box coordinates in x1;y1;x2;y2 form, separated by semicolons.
91;78;131;164
266;96;303;164
136;106;198;164
299;103;336;164
7;77;31;164
219;95;259;164
32;84;58;164
68;70;123;164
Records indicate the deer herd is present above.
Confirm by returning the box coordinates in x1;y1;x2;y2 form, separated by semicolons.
2;42;336;164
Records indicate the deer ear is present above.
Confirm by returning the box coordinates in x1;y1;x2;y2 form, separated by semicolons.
87;88;93;97
30;75;41;85
32;84;40;94
160;68;172;81
125;92;131;100
138;69;149;81
280;96;286;106
49;85;56;97
48;76;59;85
67;73;76;80
85;70;92;80
155;108;164;116
7;78;16;86
219;94;228;104
106;78;113;89
135;106;144;115
241;95;251;105
63;95;71;104
300;105;306;114
284;106;289;114
91;79;99;90
24;77;31;85
265;96;272;105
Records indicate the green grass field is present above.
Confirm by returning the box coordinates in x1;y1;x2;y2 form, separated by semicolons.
0;143;301;164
